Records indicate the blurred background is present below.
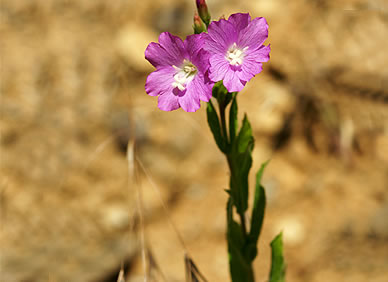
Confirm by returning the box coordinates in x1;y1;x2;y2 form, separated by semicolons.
1;0;387;281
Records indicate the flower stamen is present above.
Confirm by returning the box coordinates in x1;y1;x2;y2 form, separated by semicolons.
226;43;248;66
172;60;197;91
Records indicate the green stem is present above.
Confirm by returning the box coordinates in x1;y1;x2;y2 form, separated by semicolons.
216;94;254;282
218;99;228;144
226;160;248;240
239;212;247;237
219;97;248;239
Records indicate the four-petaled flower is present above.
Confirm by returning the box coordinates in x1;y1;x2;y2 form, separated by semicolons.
204;13;271;92
145;32;213;112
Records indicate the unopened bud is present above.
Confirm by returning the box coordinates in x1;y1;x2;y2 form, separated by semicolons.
196;0;211;26
193;13;206;34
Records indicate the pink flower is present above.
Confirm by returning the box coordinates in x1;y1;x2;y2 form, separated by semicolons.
145;32;213;112
204;13;271;92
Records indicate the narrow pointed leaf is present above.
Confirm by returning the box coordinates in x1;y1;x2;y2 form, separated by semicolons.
245;185;265;260
236;114;253;153
229;94;238;144
227;198;254;282
249;162;268;241
243;162;268;261
206;100;226;153
269;233;286;282
256;160;269;186
229;114;254;214
235;149;252;214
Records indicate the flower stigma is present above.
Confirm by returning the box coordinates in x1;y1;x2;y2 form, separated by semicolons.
226;43;248;66
172;60;198;91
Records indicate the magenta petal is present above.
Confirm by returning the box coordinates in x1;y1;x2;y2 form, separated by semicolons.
192;74;213;102
145;33;185;67
223;68;246;92
178;85;201;112
158;32;186;65
246;44;271;62
145;42;173;67
206;19;237;51
158;92;180;111
238;17;268;49
145;66;175;97
208;54;229;82
238;59;263;81
185;34;205;58
228;13;251;33
203;13;270;92
191;49;210;74
203;33;227;54
145;31;212;112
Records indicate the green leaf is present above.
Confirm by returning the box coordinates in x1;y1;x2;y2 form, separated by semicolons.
206;100;226;153
227;198;254;282
269;233;286;282
213;81;231;107
236;114;253;153
256;160;269;185
245;161;268;261
228;172;241;215
229;94;238;144
248;184;266;243
229;114;254;214
212;81;227;100
228;243;254;282
227;199;244;249
233;149;252;214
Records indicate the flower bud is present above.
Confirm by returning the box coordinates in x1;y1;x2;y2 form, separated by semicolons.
196;0;211;26
193;12;206;34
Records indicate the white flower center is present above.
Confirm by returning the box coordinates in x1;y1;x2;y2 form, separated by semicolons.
172;60;197;91
226;43;248;66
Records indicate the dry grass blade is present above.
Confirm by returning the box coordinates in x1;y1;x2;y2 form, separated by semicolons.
127;141;168;282
146;246;168;282
136;156;188;252
184;254;208;282
127;139;149;282
136;152;209;281
117;265;126;282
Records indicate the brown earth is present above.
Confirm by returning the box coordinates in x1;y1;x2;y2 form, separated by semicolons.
1;0;388;282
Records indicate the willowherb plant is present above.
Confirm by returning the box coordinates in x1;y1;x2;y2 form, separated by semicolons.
144;1;286;281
